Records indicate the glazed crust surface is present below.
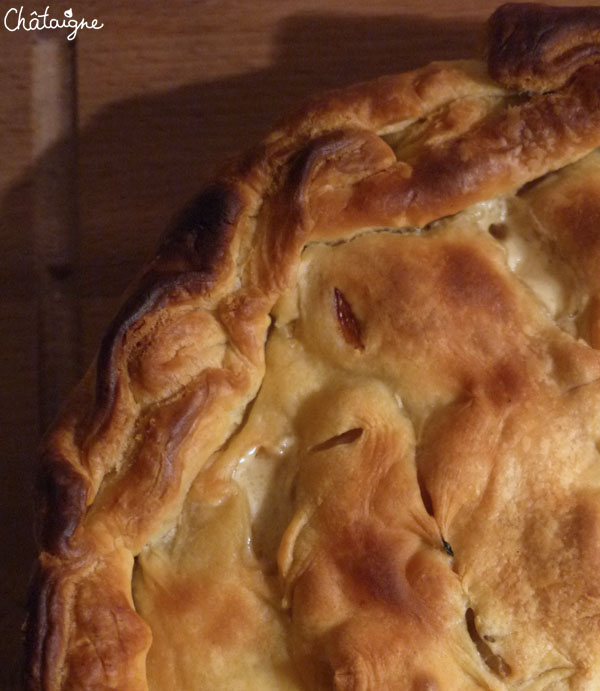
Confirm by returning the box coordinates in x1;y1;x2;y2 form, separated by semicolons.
25;4;600;690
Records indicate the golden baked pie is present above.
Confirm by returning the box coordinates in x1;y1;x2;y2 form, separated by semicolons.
25;4;600;689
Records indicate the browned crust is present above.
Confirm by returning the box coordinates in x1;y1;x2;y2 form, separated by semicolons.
24;564;55;691
25;5;600;689
25;183;245;689
307;63;600;236
488;3;600;92
35;447;89;557
92;182;242;437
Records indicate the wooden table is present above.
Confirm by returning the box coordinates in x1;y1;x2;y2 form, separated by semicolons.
0;0;592;686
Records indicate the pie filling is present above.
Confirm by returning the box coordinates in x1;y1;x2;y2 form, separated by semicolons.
132;149;600;690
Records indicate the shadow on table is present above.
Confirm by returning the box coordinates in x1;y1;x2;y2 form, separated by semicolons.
0;12;483;688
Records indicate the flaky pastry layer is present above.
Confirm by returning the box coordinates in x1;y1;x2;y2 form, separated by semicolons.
25;4;600;690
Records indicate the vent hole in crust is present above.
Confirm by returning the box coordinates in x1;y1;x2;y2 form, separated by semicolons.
441;538;453;556
516;171;553;197
488;222;508;240
417;473;434;516
465;607;512;679
311;428;363;452
334;287;365;350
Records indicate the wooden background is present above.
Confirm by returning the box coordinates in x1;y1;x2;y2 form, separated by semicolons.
0;0;592;687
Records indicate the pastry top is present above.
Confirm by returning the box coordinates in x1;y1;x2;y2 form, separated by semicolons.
25;4;600;690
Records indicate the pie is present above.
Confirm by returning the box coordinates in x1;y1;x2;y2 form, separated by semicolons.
25;4;600;689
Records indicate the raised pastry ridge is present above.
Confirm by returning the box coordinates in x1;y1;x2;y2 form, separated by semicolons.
25;5;600;690
488;3;600;91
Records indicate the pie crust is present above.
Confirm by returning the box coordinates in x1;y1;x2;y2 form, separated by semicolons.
25;4;600;689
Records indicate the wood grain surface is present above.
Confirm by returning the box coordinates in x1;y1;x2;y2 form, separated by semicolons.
0;0;593;687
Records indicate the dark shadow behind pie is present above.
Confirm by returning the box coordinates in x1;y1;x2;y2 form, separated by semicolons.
25;4;600;689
